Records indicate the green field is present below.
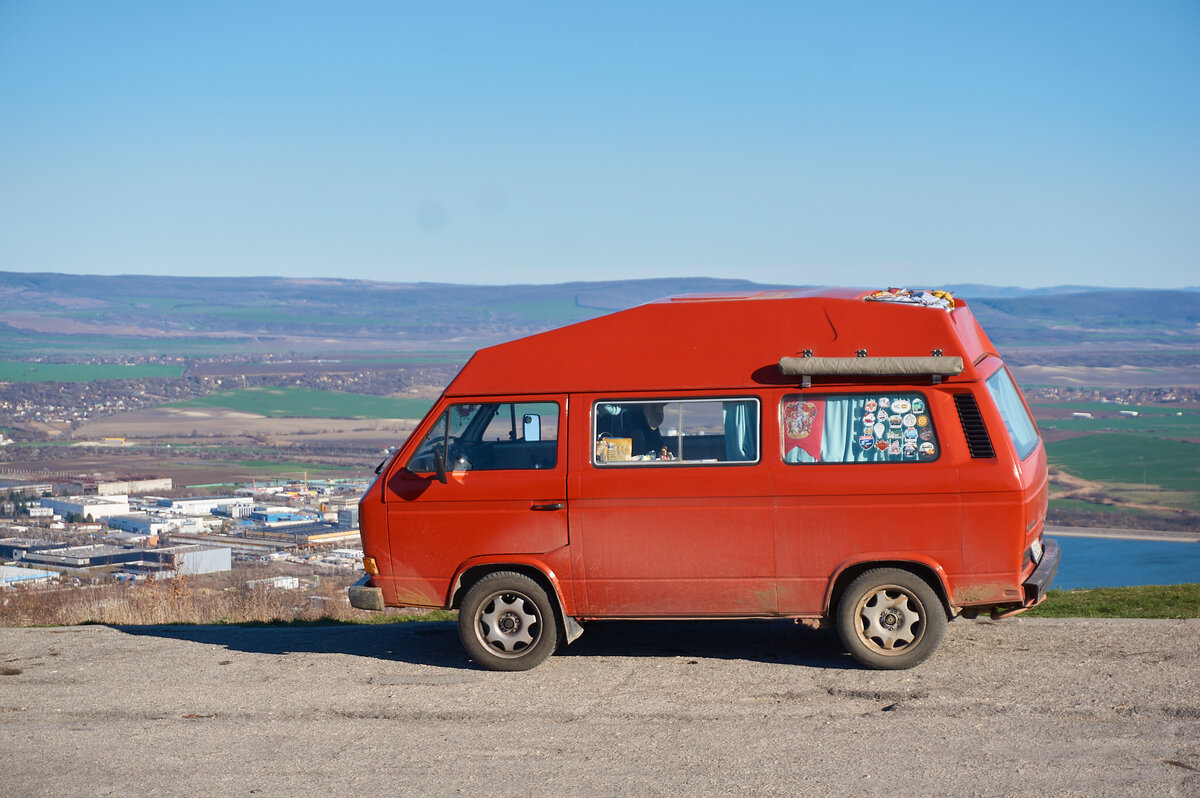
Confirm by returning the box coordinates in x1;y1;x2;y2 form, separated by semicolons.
198;307;393;326
0;331;250;359
171;387;433;419
1036;407;1200;436
0;361;185;382
1047;498;1156;516
207;459;362;474
1034;402;1197;417
1045;432;1200;493
485;298;604;324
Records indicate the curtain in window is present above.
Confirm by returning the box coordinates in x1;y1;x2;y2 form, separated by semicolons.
820;396;888;462
722;400;758;461
784;396;890;464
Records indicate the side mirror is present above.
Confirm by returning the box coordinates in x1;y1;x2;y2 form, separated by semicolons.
523;413;541;442
432;447;448;484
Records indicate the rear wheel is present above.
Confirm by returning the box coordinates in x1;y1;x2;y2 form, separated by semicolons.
837;568;946;670
458;571;558;671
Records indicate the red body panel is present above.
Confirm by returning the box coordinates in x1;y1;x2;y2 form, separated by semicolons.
768;387;966;613
570;391;775;616
357;291;1046;622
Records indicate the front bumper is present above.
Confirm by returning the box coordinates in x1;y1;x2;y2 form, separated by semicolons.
348;574;385;612
1023;537;1061;605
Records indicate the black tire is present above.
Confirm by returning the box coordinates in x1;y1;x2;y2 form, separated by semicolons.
458;571;559;671
836;567;947;670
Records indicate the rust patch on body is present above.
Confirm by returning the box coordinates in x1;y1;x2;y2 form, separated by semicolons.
954;583;1010;605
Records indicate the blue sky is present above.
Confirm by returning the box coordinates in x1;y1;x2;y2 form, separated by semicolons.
1;1;1197;289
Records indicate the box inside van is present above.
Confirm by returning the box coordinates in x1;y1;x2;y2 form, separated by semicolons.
351;288;1059;670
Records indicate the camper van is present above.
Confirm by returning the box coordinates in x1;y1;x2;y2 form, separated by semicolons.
351;289;1059;671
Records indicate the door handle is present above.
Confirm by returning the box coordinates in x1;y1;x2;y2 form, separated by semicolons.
531;503;565;511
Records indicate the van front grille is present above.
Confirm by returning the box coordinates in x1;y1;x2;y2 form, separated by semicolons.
954;393;995;458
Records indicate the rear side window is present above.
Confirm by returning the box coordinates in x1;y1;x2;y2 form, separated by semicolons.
781;393;939;464
593;398;759;465
985;369;1040;460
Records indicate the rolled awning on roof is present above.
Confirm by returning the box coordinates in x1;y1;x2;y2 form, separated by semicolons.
778;355;965;377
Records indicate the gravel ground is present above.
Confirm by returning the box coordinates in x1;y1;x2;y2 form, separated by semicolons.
2;617;1199;797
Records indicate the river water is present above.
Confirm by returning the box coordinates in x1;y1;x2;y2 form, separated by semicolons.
1047;535;1200;589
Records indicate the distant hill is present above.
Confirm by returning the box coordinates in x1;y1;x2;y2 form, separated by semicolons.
1;271;1197;355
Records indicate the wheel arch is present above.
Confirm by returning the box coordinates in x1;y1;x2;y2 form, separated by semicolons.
448;559;578;644
826;557;954;619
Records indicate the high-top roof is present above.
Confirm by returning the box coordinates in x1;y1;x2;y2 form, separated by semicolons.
445;290;997;396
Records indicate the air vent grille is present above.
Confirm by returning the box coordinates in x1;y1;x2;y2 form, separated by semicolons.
954;393;995;458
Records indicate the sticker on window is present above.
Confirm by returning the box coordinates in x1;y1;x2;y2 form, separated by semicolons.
783;393;938;464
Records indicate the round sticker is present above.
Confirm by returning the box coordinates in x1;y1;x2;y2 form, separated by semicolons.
903;413;917;428
903;443;918;458
919;442;936;457
862;412;876;426
919;429;934;441
864;399;878;413
917;415;929;428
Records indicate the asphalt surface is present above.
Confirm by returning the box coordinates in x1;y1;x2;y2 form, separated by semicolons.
2;618;1199;797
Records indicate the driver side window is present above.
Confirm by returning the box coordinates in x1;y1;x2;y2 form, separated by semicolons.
406;402;559;473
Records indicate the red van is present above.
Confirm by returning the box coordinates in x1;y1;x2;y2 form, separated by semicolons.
351;289;1059;670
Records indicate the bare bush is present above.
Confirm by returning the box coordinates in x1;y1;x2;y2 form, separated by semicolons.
0;576;426;627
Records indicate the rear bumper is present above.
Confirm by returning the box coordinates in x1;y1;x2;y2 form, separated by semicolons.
1023;538;1061;605
348;574;385;612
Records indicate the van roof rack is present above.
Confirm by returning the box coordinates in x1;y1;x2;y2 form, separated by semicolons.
779;355;964;388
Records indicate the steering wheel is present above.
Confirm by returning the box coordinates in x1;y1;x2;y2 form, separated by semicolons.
447;443;472;471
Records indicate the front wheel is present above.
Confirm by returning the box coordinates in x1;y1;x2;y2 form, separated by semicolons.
836;568;947;670
458;571;559;671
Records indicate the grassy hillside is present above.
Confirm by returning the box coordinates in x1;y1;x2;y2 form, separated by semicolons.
1025;584;1200;619
5;273;1198;357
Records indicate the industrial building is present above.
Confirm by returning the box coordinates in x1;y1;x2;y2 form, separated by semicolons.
108;513;207;537
153;496;254;517
72;477;174;496
39;495;130;520
249;520;360;548
20;543;231;577
0;537;70;561
0;564;59;588
250;506;321;526
0;480;53;497
107;514;172;537
167;532;286;555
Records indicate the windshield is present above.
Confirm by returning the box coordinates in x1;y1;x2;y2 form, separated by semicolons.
985;368;1040;460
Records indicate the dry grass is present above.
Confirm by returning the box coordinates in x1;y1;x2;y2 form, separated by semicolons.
0;575;441;627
